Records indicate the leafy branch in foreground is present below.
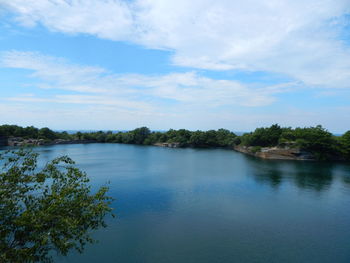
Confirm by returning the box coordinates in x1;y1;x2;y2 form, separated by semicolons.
0;149;114;263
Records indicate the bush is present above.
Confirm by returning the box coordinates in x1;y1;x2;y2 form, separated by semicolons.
251;146;262;153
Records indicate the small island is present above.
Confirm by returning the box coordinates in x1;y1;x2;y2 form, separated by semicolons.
1;124;349;161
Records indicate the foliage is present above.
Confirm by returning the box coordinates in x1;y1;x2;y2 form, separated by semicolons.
38;128;58;141
240;124;343;160
0;125;70;142
0;150;114;263
161;129;237;147
130;127;151;144
1;124;350;161
143;132;163;145
292;125;337;160
92;128;236;148
240;124;283;147
339;131;350;160
251;146;262;153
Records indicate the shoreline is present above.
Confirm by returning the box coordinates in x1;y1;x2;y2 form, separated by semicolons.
2;137;347;162
233;145;315;161
153;141;316;161
4;137;97;147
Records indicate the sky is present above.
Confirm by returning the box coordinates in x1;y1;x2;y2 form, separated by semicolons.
0;0;350;133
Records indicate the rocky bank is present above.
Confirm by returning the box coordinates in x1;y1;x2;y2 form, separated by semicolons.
233;145;315;160
4;137;97;147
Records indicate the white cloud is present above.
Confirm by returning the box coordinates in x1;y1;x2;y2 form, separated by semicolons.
2;50;308;130
1;51;286;109
1;51;349;132
1;50;108;93
0;0;134;38
1;0;350;88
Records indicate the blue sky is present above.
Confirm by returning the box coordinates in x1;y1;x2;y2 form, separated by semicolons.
0;0;350;133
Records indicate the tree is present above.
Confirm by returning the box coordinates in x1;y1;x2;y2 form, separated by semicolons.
38;128;57;141
131;127;151;144
293;125;336;160
0;149;114;263
76;131;83;140
23;126;39;139
143;132;162;145
189;131;209;147
216;129;236;147
340;131;350;160
246;124;282;147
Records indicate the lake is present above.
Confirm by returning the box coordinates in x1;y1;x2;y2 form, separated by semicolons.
5;143;350;262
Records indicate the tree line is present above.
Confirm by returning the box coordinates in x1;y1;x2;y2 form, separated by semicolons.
0;125;69;141
237;124;350;161
1;124;350;161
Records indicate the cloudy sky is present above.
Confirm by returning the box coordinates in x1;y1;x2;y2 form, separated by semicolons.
0;0;349;132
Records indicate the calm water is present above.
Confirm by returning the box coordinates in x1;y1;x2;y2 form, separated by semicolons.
5;143;350;262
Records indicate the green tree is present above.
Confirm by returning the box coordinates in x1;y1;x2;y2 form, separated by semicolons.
215;129;236;147
105;132;116;143
189;131;207;147
0;150;114;263
23;126;39;139
143;132;163;145
293;125;336;160
38;128;57;141
76;131;83;140
340;131;350;160
246;124;282;147
95;131;108;142
131;127;151;144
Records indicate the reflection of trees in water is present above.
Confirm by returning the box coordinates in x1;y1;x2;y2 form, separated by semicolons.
342;176;350;186
246;156;340;193
293;164;332;192
250;162;283;189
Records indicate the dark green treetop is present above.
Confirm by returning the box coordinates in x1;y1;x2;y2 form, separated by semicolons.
0;149;114;263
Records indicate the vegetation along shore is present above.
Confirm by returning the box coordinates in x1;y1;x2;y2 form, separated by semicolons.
0;124;349;161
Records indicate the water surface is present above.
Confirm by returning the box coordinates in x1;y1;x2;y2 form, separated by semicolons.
5;143;350;262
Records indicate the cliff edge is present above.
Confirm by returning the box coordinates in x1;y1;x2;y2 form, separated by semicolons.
233;145;315;160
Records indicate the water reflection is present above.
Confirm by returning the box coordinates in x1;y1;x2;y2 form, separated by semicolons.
246;155;350;193
2;145;350;263
249;161;283;189
293;165;333;192
342;175;350;185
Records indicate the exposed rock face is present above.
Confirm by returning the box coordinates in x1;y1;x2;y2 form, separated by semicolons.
7;137;46;146
6;137;97;147
1;136;319;161
154;142;180;148
233;145;315;160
